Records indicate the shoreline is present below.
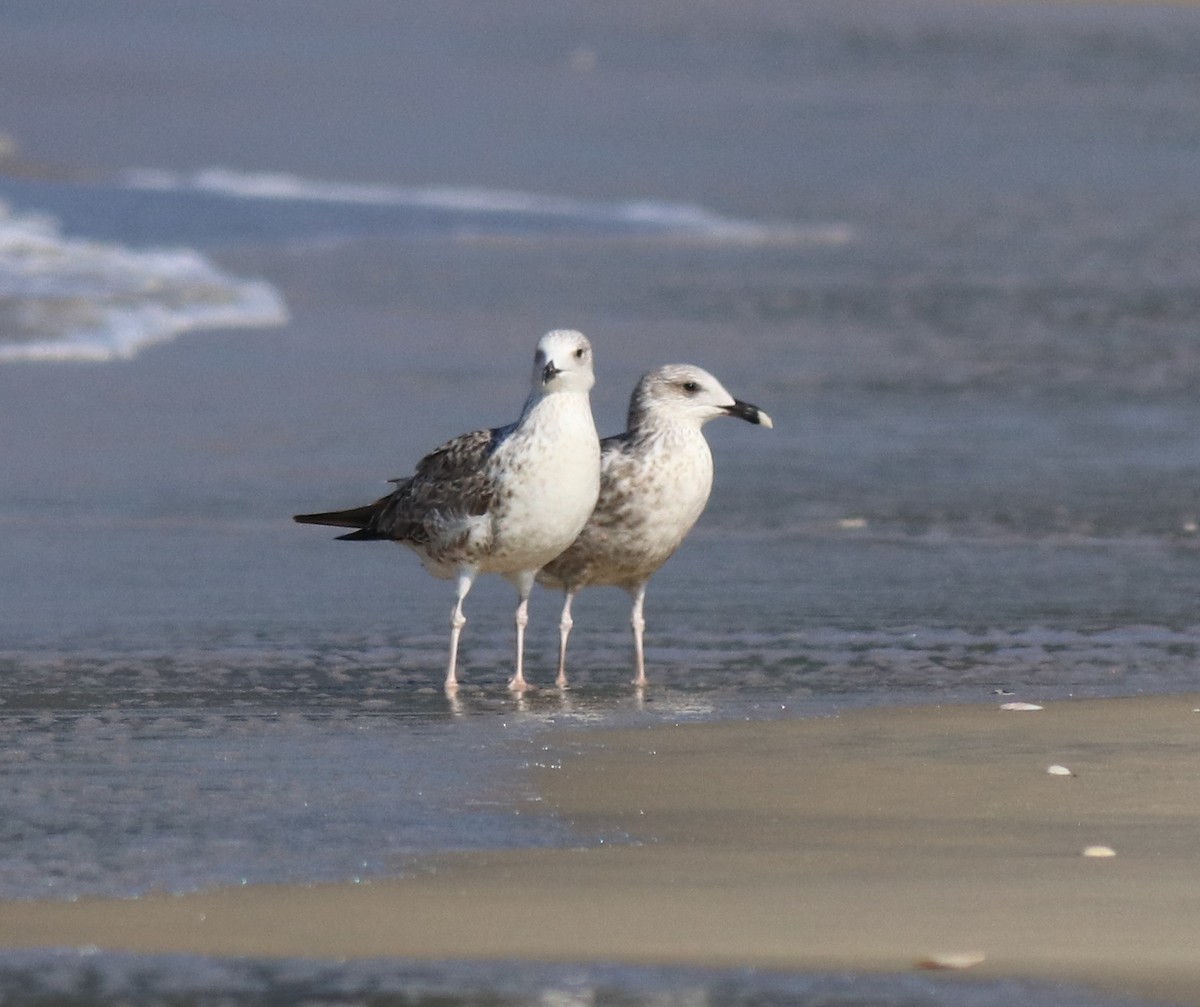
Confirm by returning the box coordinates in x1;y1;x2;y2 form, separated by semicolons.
3;693;1200;1004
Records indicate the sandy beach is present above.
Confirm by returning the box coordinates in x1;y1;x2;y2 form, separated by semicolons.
4;693;1199;1005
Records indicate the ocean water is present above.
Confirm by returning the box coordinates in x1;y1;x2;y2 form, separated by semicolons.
2;2;1200;1004
0;954;1157;1007
0;171;812;363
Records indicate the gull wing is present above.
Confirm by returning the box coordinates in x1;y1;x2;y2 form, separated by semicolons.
295;427;504;543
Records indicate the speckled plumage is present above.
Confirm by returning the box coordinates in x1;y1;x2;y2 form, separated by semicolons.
538;425;711;591
296;330;600;691
538;364;772;687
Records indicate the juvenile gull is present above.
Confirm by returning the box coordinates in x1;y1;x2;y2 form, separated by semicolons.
538;364;772;687
294;329;600;692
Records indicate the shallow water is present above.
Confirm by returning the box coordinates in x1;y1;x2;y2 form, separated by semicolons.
0;953;1160;1007
1;2;1199;1003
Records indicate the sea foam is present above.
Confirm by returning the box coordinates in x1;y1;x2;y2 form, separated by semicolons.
121;167;853;245
0;201;288;364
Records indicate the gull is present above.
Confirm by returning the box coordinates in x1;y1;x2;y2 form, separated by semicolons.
538;364;772;688
294;330;600;692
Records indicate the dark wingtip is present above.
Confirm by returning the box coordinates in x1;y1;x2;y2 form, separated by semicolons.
335;528;390;542
293;502;383;533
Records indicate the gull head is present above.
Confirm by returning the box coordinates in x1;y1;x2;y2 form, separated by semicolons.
628;364;774;431
533;329;595;395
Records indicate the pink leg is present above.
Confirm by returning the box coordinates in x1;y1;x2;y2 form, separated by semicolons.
630;582;648;686
556;589;577;689
445;567;477;693
508;570;536;692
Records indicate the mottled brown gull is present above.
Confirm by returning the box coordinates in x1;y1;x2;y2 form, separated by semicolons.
295;329;600;693
538;364;772;687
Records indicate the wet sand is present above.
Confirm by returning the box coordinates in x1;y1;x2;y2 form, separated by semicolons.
3;694;1200;1004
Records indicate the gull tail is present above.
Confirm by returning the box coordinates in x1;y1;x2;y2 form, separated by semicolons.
293;503;390;541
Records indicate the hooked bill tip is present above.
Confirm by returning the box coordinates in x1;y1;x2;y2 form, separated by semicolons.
727;399;773;428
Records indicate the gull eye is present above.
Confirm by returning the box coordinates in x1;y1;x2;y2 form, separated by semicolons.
682;380;700;394
574;347;586;359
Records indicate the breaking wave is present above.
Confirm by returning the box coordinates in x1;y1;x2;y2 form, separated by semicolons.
0;201;288;363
